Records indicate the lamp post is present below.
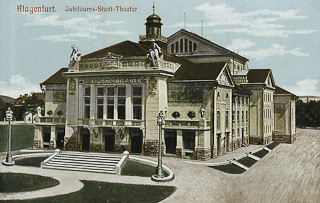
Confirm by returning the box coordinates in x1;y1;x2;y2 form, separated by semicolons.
154;111;165;178
3;107;14;166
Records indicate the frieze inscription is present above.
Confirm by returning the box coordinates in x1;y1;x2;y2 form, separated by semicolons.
79;78;145;85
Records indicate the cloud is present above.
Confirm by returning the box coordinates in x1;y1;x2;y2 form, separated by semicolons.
226;39;309;60
170;3;315;38
0;74;40;98
226;39;256;51
283;79;320;96
24;13;129;42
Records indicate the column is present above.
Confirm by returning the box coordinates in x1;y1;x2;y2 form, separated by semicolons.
50;126;56;149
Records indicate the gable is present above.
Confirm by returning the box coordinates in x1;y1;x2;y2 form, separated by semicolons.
168;30;227;55
167;29;248;63
217;64;234;86
265;72;276;88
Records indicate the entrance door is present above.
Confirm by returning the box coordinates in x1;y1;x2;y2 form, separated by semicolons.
131;129;142;153
56;128;65;149
226;133;229;152
104;129;115;152
242;129;245;145
217;134;221;156
81;128;90;151
165;130;177;154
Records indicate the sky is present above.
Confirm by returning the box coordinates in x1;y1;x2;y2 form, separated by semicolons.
0;0;319;98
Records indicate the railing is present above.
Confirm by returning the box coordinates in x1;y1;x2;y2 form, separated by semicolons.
78;119;144;127
165;119;211;130
116;151;129;175
139;34;167;43
39;117;66;124
41;149;60;168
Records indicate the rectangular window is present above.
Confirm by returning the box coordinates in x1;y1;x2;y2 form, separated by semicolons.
242;111;244;121
133;86;142;119
217;111;220;130
97;87;104;119
226;111;229;129
180;38;183;53
117;86;126;119
193;42;197;52
107;87;114;119
84;87;90;118
183;131;195;150
171;44;174;53
175;41;179;53
189;40;192;52
184;38;188;53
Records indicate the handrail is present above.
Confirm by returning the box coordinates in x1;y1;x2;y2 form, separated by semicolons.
115;151;129;175
41;149;60;168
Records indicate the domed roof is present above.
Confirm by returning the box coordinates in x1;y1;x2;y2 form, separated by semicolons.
147;13;161;20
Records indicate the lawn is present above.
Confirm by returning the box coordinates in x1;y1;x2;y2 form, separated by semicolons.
0;173;59;193
266;142;279;150
0;125;34;152
253;149;269;158
11;180;176;203
15;156;49;167
237;157;257;167
122;160;168;177
209;164;246;174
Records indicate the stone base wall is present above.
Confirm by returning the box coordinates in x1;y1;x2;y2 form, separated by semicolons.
33;140;41;149
211;146;217;158
249;136;263;145
176;148;182;158
114;143;129;153
143;140;164;156
90;143;104;152
65;135;78;151
49;140;55;149
273;131;296;144
195;148;211;160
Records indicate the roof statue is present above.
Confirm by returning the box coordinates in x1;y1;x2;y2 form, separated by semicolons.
70;45;81;65
147;40;162;67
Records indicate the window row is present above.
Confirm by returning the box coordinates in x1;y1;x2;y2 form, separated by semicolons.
264;93;273;102
83;86;142;120
170;38;198;54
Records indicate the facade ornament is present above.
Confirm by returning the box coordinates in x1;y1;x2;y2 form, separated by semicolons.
69;78;76;95
70;45;81;65
147;41;162;67
148;77;157;95
200;107;206;118
84;125;99;138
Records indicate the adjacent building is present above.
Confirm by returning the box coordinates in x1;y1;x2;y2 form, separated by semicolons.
33;8;296;160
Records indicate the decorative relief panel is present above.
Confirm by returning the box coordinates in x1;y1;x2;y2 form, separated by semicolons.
168;88;203;103
53;91;67;102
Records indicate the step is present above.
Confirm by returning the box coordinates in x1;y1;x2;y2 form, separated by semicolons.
247;154;261;161
60;151;122;158
230;160;249;170
49;159;117;166
262;146;272;152
42;165;117;174
45;162;116;170
53;156;120;163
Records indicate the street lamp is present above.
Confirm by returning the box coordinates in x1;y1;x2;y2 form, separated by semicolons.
153;111;165;179
3;107;15;166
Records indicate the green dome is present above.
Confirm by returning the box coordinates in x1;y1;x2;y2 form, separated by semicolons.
147;13;161;20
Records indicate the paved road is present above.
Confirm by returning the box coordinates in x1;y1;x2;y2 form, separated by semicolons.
162;128;320;203
0;128;319;202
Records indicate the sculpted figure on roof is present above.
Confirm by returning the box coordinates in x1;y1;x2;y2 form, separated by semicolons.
147;40;162;67
70;45;81;65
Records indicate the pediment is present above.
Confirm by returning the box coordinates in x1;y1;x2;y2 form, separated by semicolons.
265;71;275;88
168;29;231;55
217;64;234;86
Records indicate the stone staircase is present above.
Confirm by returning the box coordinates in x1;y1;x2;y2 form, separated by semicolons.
41;151;124;174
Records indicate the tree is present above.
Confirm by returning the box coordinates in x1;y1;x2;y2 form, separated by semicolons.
187;111;196;120
172;111;180;119
47;110;53;117
0;97;10;121
57;110;64;118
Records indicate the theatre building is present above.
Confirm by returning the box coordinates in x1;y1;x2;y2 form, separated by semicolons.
33;8;296;160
